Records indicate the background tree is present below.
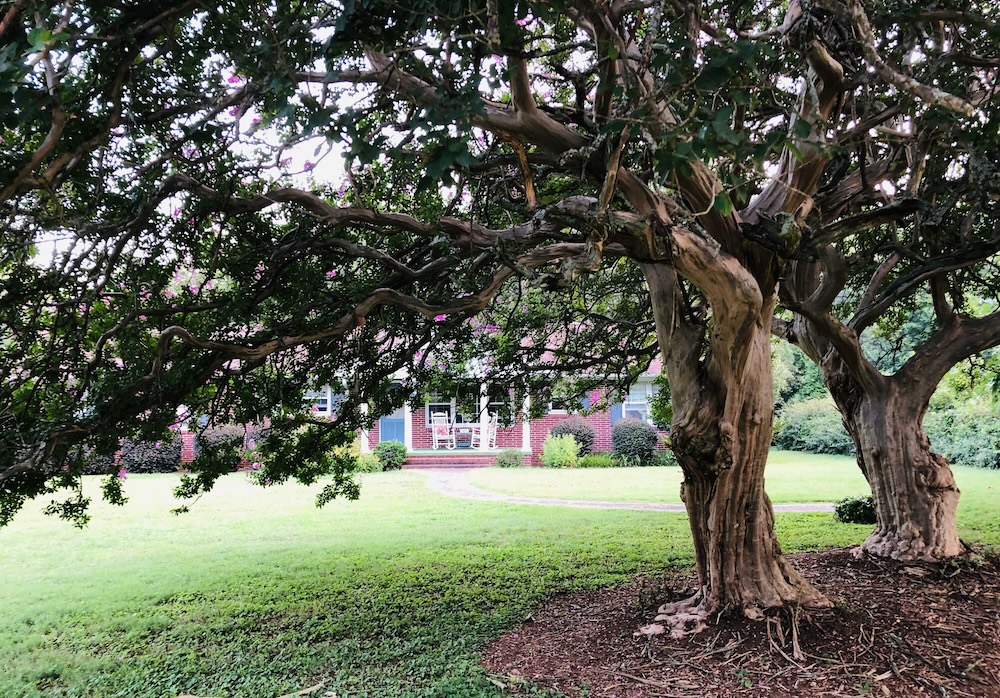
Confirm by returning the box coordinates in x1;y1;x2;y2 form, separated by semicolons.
773;6;1000;560
2;0;995;628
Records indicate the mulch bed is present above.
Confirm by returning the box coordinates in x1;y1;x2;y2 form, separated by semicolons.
481;548;1000;697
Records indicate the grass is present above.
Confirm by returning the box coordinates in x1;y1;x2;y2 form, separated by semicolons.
465;451;873;504
1;460;996;697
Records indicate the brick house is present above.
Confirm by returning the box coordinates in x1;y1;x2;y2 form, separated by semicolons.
306;365;664;467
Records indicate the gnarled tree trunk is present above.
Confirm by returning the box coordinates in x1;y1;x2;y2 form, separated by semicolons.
829;377;963;560
644;264;829;635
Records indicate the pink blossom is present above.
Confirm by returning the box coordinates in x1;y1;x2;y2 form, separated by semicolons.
516;14;534;26
325;270;338;278
250;462;262;470
172;208;182;218
280;157;292;166
228;106;240;116
227;75;242;84
138;314;147;320
168;423;180;431
304;160;315;171
434;314;447;322
164;288;176;299
117;468;128;481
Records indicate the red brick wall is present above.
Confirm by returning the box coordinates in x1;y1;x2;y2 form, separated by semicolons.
180;430;196;463
527;409;612;464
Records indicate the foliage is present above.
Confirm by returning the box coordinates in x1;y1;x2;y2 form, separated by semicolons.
549;417;596;456
196;425;247;469
119;437;184;475
354;452;383;474
648;449;678;468
834;496;877;525
541;435;579;468
649;374;673;431
494;449;524;468
577;452;619;469
925;403;1000;470
373;441;408;471
773;399;855;456
612;419;659;463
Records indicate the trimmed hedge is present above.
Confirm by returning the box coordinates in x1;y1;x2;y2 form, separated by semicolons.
120;436;183;474
374;440;407;471
611;419;658;463
550;417;596;456
494;449;524;468
195;425;247;469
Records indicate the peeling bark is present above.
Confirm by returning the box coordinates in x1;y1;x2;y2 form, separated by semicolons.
644;264;829;632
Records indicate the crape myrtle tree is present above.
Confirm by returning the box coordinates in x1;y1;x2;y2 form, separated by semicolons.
778;139;1000;557
0;0;988;626
767;5;1000;562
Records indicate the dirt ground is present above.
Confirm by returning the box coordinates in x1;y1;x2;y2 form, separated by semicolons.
481;548;1000;697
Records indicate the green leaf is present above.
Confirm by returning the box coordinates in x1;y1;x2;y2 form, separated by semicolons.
713;191;734;217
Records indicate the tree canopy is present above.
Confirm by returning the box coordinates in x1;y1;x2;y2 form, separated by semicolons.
3;0;999;621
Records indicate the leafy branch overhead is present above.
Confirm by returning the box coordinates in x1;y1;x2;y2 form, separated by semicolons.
0;0;997;604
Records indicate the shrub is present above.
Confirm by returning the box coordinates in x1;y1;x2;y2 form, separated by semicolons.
925;403;1000;469
373;440;407;471
494;449;524;468
549;417;596;456
834;495;877;524
647;448;678;467
541;434;579;468
195;425;247;469
577;452;618;468
355;453;383;473
119;436;183;473
773;398;854;455
612;419;658;463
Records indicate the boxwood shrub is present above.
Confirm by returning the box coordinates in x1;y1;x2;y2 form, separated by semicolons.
834;495;877;524
374;440;407;471
611;419;658;463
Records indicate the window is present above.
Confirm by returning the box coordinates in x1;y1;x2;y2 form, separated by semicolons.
623;382;656;424
306;387;344;417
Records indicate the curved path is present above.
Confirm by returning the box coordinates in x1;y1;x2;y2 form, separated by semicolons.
419;469;834;513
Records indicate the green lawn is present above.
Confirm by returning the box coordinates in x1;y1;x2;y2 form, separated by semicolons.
465;451;874;503
0;463;995;697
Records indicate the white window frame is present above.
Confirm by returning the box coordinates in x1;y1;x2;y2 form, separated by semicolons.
623;381;656;424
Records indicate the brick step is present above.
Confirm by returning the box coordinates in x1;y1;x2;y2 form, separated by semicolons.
404;454;496;469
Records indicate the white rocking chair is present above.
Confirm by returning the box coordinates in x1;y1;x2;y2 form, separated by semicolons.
431;412;455;449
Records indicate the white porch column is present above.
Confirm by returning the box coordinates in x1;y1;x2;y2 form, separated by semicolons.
403;399;413;450
359;403;371;453
477;383;490;451
521;394;531;453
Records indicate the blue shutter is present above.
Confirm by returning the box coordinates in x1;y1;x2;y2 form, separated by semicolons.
580;394;591;410
610;403;623;425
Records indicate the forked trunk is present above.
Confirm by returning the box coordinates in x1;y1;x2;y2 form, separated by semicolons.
832;382;963;561
644;264;829;635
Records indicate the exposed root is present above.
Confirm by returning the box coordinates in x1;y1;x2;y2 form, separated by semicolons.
650;594;709;638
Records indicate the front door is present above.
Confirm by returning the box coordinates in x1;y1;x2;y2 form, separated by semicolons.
379;405;406;443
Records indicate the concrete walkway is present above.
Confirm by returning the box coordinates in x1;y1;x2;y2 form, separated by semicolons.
419;469;834;513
